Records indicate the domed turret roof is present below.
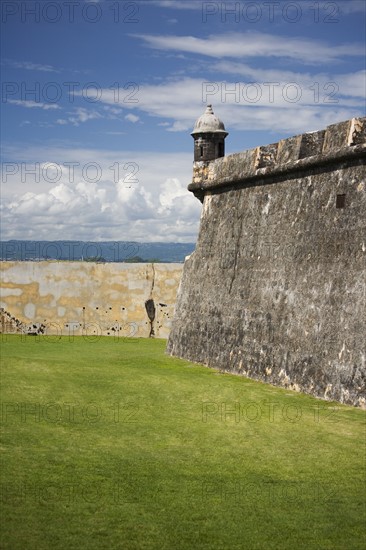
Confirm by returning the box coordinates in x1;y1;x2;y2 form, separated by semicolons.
191;105;228;136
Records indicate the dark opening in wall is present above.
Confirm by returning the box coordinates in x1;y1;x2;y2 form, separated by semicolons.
200;146;204;158
336;194;346;208
145;299;156;337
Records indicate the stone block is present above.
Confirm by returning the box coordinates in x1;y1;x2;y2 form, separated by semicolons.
299;130;326;159
276;135;302;164
350;117;366;145
322;120;351;152
256;142;279;168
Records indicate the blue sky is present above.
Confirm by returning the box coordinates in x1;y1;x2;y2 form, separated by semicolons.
1;0;365;242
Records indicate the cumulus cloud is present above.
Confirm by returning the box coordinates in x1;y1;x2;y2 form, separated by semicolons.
1;146;200;242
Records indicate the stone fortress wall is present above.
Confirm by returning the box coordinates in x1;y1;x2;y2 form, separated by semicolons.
0;261;183;339
167;115;366;407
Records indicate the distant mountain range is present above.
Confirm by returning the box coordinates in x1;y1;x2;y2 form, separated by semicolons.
0;241;196;263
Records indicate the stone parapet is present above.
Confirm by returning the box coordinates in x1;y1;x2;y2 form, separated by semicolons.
189;117;366;198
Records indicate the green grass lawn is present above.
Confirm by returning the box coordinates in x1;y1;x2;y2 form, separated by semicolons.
0;334;365;550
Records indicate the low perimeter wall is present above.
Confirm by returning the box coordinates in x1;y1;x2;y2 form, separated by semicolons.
0;261;183;339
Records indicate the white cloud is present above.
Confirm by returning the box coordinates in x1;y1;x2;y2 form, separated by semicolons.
99;78;207;128
55;108;103;126
142;0;201;10
55;107;122;127
212;62;366;99
158;178;187;213
7;99;60;110
1;146;200;242
133;32;364;64
97;76;364;135
103;106;123;115
125;113;140;123
4;59;60;72
69;107;102;125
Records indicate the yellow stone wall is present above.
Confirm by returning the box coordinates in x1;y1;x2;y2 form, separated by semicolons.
0;261;183;339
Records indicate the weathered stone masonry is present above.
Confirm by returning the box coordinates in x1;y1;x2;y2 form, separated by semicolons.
0;262;183;339
167;114;366;407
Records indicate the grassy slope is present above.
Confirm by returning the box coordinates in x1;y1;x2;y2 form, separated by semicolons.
0;335;365;550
